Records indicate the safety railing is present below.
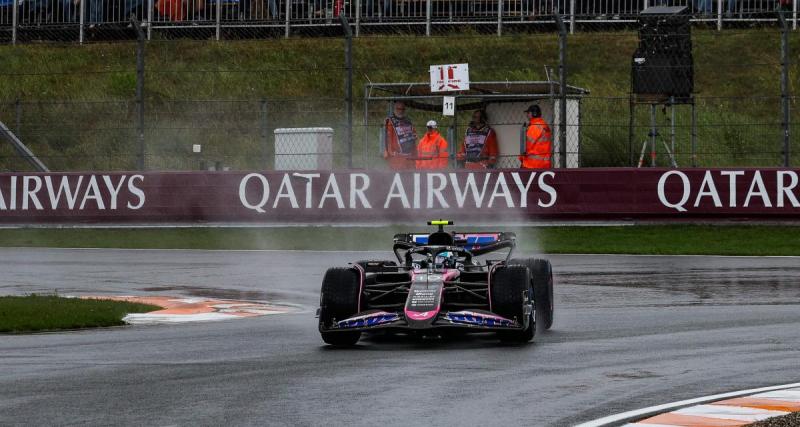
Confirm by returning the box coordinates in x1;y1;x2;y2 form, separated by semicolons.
1;0;797;43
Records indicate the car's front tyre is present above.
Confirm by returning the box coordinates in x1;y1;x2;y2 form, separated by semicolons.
319;267;362;346
509;258;554;330
491;265;534;343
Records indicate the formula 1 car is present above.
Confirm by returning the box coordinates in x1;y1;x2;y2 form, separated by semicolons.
317;220;554;346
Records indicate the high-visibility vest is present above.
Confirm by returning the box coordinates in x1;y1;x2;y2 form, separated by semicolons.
460;125;498;169
416;131;448;170
520;117;552;169
384;115;417;170
388;116;417;156
465;126;490;158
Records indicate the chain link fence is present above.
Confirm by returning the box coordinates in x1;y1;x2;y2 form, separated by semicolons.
0;14;796;171
576;17;797;168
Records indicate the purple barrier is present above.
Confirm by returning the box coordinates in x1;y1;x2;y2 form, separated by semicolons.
0;169;798;223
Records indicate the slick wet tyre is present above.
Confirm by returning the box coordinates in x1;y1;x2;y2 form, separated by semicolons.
509;258;554;330
319;267;361;346
491;265;534;343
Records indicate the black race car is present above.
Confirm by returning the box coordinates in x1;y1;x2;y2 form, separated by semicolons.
317;221;554;346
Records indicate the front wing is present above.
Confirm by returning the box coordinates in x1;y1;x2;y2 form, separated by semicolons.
320;309;523;333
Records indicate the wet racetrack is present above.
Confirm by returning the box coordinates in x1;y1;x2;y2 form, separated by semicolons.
1;248;799;426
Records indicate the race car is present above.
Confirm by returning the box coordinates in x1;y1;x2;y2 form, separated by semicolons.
317;220;554;346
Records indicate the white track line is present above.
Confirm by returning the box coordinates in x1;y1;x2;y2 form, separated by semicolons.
674;404;787;422
123;312;242;324
575;382;800;427
754;390;800;401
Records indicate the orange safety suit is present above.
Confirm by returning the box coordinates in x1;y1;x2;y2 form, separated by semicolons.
384;115;417;170
456;125;498;169
415;130;449;170
519;117;552;169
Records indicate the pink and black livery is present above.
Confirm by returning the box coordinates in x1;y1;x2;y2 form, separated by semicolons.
317;221;554;346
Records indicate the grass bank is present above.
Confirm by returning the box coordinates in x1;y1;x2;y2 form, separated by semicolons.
0;294;160;333
1;225;798;256
0;29;797;171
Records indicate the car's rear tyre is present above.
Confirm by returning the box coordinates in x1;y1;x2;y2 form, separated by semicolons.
491;265;534;343
509;258;554;330
355;260;398;273
319;267;362;346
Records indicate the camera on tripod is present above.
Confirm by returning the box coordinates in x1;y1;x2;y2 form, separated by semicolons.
630;6;696;168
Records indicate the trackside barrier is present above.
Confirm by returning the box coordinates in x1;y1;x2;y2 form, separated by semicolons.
0;168;798;223
3;3;798;43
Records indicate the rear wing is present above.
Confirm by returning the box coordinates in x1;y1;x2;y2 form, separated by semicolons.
393;232;517;250
392;231;516;264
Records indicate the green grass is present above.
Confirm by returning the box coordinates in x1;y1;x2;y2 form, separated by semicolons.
0;294;161;333
0;225;798;256
0;29;797;170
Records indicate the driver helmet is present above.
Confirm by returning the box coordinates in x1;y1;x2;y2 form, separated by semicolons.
434;251;454;268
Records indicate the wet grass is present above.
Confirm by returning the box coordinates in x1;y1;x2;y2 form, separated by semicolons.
0;294;161;333
0;29;797;170
1;30;795;100
0;225;798;255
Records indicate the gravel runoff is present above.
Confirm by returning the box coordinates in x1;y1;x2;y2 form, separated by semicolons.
749;412;800;427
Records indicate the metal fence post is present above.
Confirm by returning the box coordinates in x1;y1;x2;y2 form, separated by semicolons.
691;97;697;167
716;0;722;31
669;96;675;164
628;97;635;166
216;0;222;40
341;15;354;168
780;12;790;166
556;14;567;168
79;0;86;43
569;0;575;34
363;85;370;168
132;16;146;171
11;0;17;44
793;0;797;30
285;0;291;38
147;0;153;40
15;99;21;135
14;98;22;136
496;0;502;36
426;0;431;36
355;0;361;36
260;99;269;169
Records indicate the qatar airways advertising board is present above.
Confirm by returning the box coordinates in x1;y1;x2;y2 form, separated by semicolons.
0;169;798;223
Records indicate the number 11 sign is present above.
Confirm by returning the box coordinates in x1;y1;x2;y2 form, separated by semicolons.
430;63;470;93
442;96;455;116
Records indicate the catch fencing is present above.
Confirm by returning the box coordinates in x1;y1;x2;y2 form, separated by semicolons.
0;16;796;172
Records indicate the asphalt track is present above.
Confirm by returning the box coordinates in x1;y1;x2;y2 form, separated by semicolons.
1;248;800;426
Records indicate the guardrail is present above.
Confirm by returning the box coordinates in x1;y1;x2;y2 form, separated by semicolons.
1;0;797;43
